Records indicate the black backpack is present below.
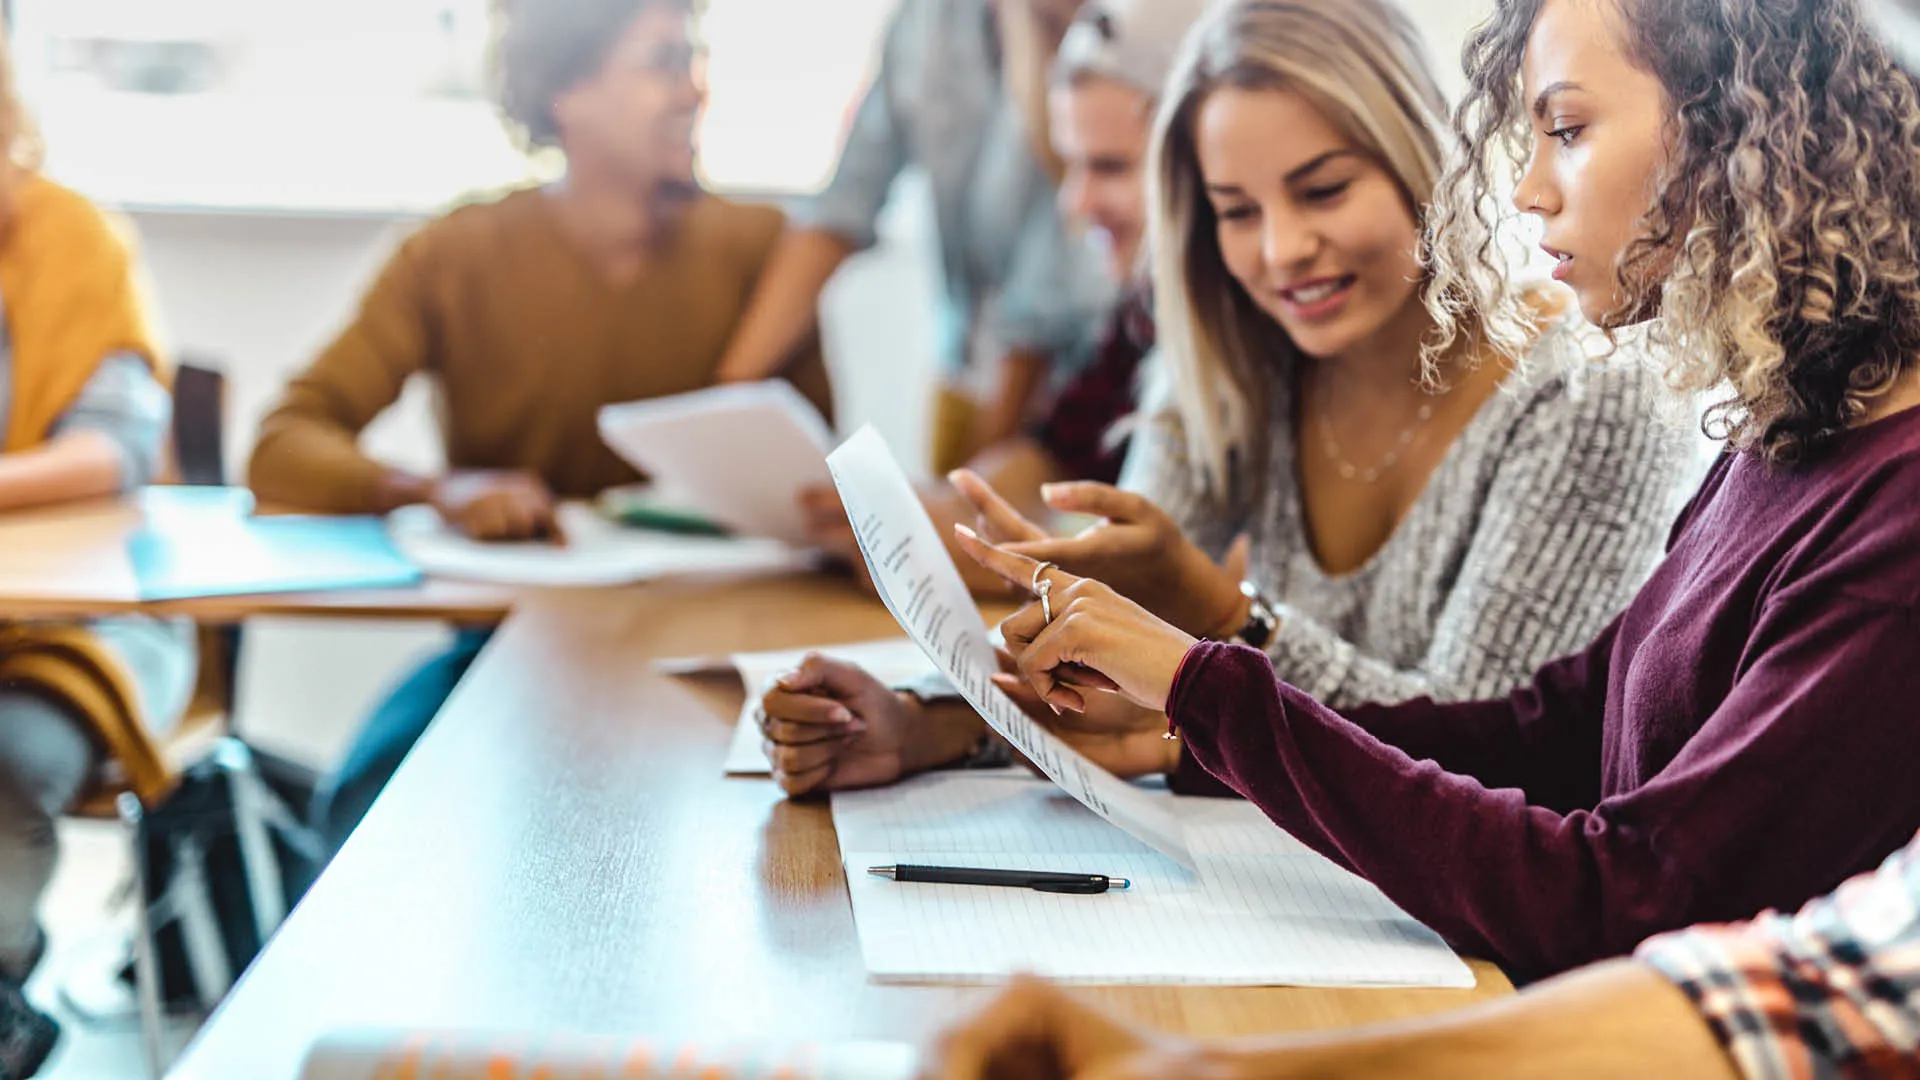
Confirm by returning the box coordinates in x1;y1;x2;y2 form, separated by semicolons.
127;739;322;1011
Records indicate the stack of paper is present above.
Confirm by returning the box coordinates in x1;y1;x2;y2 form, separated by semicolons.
388;503;807;588
300;1031;914;1080
835;771;1474;987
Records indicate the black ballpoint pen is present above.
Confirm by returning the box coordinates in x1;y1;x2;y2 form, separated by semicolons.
867;864;1131;894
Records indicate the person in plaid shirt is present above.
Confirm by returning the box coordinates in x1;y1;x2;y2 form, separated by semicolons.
1635;831;1920;1079
925;830;1920;1079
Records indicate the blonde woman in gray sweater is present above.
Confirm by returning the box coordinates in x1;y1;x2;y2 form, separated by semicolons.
758;0;1704;795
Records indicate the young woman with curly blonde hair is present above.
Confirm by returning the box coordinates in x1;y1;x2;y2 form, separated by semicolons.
958;0;1920;980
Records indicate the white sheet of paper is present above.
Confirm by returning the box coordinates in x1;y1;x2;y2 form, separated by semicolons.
681;638;938;775
300;1031;914;1080
597;381;837;546
835;771;1473;987
826;426;1194;870
388;503;806;587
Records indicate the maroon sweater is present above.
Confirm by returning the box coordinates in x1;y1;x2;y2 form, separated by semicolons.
1167;406;1920;978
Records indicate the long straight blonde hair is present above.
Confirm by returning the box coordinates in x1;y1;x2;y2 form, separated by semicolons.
1147;0;1452;496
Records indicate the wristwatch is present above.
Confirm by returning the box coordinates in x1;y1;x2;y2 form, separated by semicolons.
896;673;1013;769
1231;580;1279;649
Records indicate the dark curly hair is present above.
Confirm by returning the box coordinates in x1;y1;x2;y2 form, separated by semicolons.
492;0;696;151
1425;0;1920;465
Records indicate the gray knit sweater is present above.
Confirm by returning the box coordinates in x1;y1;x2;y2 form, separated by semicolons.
1120;321;1709;708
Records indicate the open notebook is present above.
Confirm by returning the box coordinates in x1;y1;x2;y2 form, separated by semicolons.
127;487;422;600
834;770;1474;987
299;1031;914;1080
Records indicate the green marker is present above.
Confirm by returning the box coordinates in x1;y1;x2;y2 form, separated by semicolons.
597;489;730;537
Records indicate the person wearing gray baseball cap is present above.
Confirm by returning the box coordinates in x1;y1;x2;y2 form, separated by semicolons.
1050;0;1217;281
757;0;1219;800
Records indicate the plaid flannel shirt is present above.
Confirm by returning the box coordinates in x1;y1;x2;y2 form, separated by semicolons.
1637;829;1920;1079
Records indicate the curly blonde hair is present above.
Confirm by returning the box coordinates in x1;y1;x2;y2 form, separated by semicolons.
1427;0;1920;465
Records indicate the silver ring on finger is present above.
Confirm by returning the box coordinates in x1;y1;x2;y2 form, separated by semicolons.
1032;561;1057;624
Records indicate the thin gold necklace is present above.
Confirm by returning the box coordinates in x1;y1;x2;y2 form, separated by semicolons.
1312;372;1449;485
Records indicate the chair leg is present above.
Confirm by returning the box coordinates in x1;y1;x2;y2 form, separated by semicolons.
211;740;287;942
167;832;232;1009
116;794;168;1080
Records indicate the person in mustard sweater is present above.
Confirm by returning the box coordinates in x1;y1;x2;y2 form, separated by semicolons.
0;35;195;1079
247;0;835;855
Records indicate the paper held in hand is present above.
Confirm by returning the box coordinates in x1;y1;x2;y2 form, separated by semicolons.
825;426;1195;870
598;380;837;546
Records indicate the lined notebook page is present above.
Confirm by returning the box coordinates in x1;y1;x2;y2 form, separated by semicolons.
834;771;1473;988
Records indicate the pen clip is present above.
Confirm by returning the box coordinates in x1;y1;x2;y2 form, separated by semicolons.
1030;880;1109;895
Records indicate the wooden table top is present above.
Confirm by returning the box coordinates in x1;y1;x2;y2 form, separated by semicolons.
0;497;515;625
168;581;1511;1079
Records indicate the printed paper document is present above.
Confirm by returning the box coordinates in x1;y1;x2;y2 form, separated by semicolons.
825;427;1193;869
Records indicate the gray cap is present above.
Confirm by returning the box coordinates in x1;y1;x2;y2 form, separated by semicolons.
1053;0;1218;101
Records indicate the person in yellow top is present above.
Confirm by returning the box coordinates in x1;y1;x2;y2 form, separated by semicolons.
0;34;195;1080
247;0;835;857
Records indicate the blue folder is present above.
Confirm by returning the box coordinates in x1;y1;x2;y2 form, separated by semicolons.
126;488;422;601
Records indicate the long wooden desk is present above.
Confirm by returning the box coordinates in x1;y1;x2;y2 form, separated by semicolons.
168;580;1511;1079
0;498;514;625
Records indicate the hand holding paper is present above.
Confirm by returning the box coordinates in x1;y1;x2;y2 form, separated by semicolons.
598;381;836;546
986;668;1184;780
825;427;1194;870
953;525;1196;716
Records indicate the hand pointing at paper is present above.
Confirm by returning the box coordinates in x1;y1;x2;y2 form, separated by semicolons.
954;523;1198;717
951;470;1253;639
